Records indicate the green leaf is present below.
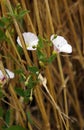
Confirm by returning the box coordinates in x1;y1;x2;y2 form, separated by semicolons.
28;66;39;74
0;30;6;41
38;36;44;49
0;107;4;117
18;10;29;19
10;10;29;20
1;17;10;24
24;89;31;97
14;69;24;74
47;53;56;63
19;73;26;82
15;87;24;97
5;110;11;126
25;76;37;88
0;20;5;28
27;112;33;124
17;44;23;55
4;125;26;130
37;49;46;61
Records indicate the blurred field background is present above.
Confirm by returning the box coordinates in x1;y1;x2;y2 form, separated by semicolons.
0;0;84;130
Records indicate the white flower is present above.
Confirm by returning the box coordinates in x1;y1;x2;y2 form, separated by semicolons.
0;69;14;80
50;34;72;53
17;32;39;50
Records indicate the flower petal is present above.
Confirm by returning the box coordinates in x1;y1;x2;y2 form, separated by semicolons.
17;32;39;50
5;69;15;79
0;69;14;80
59;44;72;53
0;71;5;80
50;34;72;53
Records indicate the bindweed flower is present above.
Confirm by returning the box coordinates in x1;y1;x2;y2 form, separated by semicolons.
0;69;14;87
0;69;14;80
50;34;72;53
17;32;39;50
